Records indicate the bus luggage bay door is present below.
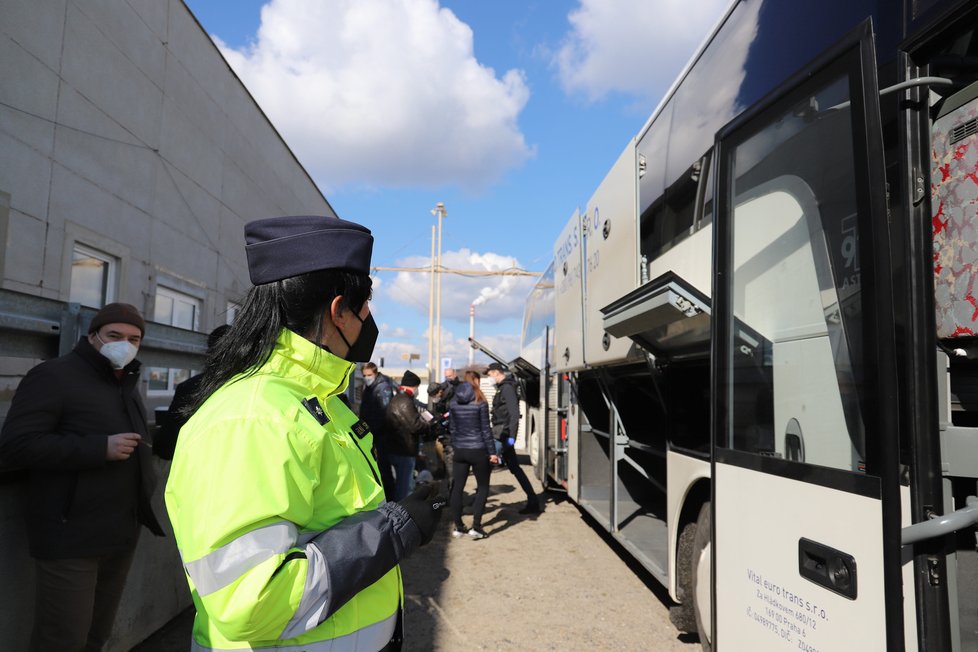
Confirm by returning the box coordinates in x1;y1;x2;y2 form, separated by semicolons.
711;24;902;651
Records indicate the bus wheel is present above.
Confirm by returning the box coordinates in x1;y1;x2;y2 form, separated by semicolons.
691;502;712;651
669;516;698;633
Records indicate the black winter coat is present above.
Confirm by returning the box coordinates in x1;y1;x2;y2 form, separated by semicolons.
490;376;520;441
153;371;203;460
0;337;164;558
385;390;428;457
448;383;494;455
359;372;394;438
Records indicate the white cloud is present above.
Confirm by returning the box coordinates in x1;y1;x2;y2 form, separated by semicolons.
383;247;538;324
372;326;520;372
372;340;425;367
215;0;532;190
371;327;452;371
465;332;521;364
554;0;730;104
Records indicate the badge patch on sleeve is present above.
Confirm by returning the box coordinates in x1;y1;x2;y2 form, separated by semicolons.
301;397;330;425
351;419;371;439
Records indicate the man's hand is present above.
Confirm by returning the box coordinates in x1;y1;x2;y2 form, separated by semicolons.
107;433;141;461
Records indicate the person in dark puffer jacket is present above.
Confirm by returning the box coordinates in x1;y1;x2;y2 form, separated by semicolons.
447;371;499;539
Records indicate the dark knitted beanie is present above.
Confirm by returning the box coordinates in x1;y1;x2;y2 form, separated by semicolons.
88;302;146;335
400;370;421;387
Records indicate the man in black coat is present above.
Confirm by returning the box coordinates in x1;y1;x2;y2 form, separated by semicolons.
0;302;165;652
487;362;540;514
385;370;431;500
358;361;396;498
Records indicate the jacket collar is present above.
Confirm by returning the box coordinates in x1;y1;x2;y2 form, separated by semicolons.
265;328;355;398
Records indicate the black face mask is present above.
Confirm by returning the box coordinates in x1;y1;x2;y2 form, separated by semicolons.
336;311;379;363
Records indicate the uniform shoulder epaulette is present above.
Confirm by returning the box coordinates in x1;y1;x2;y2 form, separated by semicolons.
301;396;330;425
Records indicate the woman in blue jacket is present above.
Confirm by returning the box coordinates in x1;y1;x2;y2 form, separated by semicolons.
448;371;499;539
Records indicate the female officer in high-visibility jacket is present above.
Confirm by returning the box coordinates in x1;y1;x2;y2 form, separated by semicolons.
165;216;444;652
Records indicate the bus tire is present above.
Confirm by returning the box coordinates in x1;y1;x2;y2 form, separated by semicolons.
669;516;698;633
691;501;712;651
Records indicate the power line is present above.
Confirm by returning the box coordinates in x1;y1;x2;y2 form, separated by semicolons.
371;266;541;277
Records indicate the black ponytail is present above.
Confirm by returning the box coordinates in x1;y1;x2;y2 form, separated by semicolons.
180;269;371;417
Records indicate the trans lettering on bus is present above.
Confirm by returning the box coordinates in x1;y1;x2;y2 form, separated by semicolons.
555;223;579;269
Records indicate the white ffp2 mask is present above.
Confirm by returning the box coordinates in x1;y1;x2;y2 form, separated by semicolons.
96;336;139;369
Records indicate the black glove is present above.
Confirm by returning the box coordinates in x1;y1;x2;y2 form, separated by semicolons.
398;481;447;545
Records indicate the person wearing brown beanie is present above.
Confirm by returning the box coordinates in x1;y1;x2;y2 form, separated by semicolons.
0;301;164;651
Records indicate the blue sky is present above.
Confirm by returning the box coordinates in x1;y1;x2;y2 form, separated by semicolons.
183;0;728;372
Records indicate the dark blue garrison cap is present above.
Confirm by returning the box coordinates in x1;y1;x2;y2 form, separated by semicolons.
244;216;374;285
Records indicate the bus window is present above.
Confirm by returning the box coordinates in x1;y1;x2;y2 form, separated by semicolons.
657;160;700;256
696;149;714;229
521;261;556;368
722;69;868;473
638;103;672;264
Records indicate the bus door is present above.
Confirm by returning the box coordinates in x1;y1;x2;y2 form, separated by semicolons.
711;23;903;650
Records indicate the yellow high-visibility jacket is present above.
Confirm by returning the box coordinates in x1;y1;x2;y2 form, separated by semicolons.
165;329;421;651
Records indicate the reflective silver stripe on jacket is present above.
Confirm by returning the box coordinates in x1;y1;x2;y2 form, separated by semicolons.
189;609;398;651
279;539;330;639
184;522;299;596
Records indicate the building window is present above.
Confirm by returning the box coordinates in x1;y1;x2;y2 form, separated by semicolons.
148;286;202;394
225;301;241;325
69;245;116;308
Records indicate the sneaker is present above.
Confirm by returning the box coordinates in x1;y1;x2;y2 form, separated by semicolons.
518;501;541;515
452;527;466;538
467;528;487;540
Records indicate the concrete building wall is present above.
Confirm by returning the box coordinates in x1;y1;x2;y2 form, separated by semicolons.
0;1;336;649
0;0;333;313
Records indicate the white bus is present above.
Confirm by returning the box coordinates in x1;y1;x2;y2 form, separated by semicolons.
519;1;978;649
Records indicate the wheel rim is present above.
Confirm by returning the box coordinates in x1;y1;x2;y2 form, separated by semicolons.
695;539;712;644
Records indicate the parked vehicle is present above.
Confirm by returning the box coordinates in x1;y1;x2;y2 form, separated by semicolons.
518;2;978;649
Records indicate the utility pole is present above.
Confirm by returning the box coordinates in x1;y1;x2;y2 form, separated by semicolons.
427;225;435;382
372;266;540;277
431;202;447;383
